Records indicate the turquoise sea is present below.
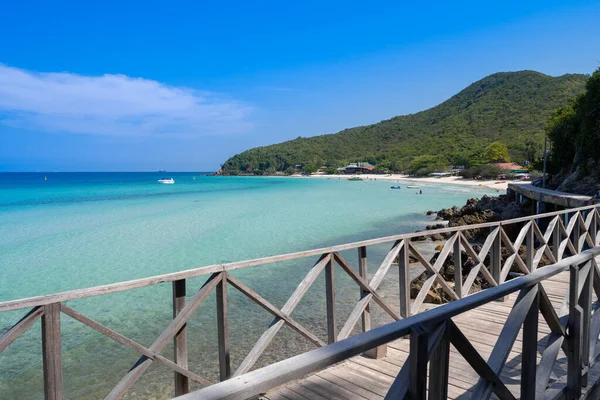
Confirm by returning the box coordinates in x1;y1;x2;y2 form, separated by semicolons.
0;172;496;399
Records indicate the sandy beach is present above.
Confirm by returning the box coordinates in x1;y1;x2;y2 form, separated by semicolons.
308;173;509;191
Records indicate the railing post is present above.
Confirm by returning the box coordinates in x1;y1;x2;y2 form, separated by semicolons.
429;322;450;400
567;265;583;399
358;246;370;332
409;324;428;400
573;212;581;253
172;279;189;395
359;246;387;359
526;223;535;272
553;217;561;261
521;284;539;400
591;210;598;246
42;303;63;400
398;240;410;318
216;272;231;381
453;234;462;298
491;227;504;301
579;262;593;387
325;255;337;344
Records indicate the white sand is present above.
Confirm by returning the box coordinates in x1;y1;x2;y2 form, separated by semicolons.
308;173;509;191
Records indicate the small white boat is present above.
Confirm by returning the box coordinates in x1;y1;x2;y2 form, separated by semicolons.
158;178;175;184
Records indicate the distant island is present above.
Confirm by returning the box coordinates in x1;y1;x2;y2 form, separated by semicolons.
219;70;588;178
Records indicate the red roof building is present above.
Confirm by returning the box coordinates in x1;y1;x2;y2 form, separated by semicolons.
495;162;525;172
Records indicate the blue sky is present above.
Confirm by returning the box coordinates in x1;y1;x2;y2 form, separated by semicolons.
0;0;599;171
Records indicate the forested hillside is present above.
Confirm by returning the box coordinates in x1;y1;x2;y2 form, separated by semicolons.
221;71;587;174
547;67;600;194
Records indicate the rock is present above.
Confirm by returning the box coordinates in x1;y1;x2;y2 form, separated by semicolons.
434;245;444;251
426;210;437;215
438;195;527;240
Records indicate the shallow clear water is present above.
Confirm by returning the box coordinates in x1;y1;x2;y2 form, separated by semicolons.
0;172;495;398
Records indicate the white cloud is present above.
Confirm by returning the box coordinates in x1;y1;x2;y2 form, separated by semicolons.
0;64;253;137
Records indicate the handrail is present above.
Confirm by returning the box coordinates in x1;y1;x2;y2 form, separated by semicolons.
2;202;600;399
1;203;598;313
177;248;600;400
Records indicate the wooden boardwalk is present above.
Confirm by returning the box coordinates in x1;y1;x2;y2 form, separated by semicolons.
508;183;594;208
262;270;600;400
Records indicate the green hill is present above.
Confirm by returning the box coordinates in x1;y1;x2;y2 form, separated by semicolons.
221;71;588;174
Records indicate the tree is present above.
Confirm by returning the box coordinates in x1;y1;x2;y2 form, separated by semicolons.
484;141;510;163
408;155;447;175
304;164;317;174
547;67;600;173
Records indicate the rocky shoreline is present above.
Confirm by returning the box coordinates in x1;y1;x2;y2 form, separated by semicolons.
410;193;548;304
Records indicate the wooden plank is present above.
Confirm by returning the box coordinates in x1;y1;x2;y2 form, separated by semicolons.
0;306;44;353
491;227;503;286
359;246;370;332
398;240;410;317
567;306;583;400
454;234;463;298
461;233;498;290
170;252;600;400
304;375;365;400
234;254;331;376
60;305;212;387
338;242;404;340
42;303;63;400
325;257;336;344
217;271;231;381
173;279;189;395
448;321;516;400
333;253;399;321
285;382;328;400
226;275;325;347
329;363;392;396
409;239;460;314
579;262;593;387
106;272;220;399
408;325;428;400
318;370;382;400
521;287;539;400
429;322;450;400
472;285;539;398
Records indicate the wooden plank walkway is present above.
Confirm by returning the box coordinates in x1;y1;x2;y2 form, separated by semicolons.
508;183;594;208
261;270;600;400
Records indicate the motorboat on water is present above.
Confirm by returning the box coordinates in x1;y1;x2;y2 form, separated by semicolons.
390;186;401;189
406;185;420;189
158;178;175;184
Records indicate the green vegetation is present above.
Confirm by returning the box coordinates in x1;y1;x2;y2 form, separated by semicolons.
547;68;600;175
483;141;510;163
459;164;504;179
221;71;588;174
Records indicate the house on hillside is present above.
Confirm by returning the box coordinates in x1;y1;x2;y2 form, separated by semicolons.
495;162;528;173
341;162;375;174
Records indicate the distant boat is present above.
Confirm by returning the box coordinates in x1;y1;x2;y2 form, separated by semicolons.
158;178;175;184
158;169;167;172
348;177;363;181
390;186;401;189
407;185;420;189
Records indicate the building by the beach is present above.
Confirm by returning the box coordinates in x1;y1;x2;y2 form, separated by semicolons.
339;162;375;174
495;162;528;173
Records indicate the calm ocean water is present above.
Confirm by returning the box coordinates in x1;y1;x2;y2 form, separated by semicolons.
0;172;495;399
